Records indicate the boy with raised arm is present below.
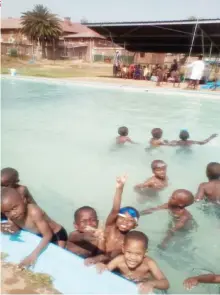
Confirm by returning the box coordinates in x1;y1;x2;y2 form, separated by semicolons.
85;175;139;265
171;130;217;146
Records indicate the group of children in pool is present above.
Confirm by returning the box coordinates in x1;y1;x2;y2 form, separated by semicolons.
1;127;219;293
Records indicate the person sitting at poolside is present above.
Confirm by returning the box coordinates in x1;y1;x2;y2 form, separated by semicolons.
140;189;195;249
85;175;139;265
149;128;170;147
195;162;220;204
171;130;218;146
135;160;168;193
96;231;170;294
116;126;136;144
184;274;220;290
67;206;105;258
1;187;68;267
121;65;128;79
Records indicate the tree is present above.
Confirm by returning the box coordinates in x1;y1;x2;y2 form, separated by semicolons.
21;5;62;59
80;17;88;24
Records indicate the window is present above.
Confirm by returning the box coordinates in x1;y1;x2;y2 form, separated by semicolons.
140;52;145;58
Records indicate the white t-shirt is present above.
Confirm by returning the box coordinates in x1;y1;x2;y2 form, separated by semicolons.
190;60;205;80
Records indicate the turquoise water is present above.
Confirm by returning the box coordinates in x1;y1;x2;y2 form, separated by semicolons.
2;77;220;294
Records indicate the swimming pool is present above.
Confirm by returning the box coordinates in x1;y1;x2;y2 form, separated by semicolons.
2;76;220;294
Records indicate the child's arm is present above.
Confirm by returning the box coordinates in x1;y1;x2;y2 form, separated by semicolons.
192;133;218;145
19;208;53;267
158;215;189;249
1;219;20;234
140;203;168;215
96;255;123;273
138;259;169;293
184;274;220;290
195;183;206;201
68;231;97;243
135;178;154;189
105;175;127;227
66;241;92;257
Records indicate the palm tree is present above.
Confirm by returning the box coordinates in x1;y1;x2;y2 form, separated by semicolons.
21;5;62;59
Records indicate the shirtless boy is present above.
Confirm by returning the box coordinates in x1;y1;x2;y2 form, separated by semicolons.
195;162;220;204
96;231;169;294
1;188;67;267
171;130;217;146
116;126;136;144
149;128;169;147
135;160;168;192
67;206;105;258
140;189;194;249
184;274;220;290
1;167;36;204
85;175;139;265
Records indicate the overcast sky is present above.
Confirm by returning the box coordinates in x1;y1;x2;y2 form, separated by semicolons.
2;0;220;22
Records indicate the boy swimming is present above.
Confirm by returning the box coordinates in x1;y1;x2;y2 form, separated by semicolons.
116;126;136;144
195;162;220;204
96;231;169;293
135;160;168;192
171;130;217;146
1;187;67;267
184;274;220;290
1;167;37;205
85;175;139;265
140;189;194;249
149;128;169;147
67;206;105;258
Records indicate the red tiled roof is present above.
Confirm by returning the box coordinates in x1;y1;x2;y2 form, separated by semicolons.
63;31;104;39
1;18;102;37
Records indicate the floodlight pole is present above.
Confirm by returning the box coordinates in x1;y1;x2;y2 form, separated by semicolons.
209;42;213;59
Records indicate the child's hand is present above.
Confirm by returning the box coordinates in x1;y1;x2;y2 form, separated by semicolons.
19;253;37;268
138;281;155;294
96;263;107;274
1;223;18;234
183;277;199;290
210;133;218;140
116;174;128;189
84;226;105;241
84;257;96;266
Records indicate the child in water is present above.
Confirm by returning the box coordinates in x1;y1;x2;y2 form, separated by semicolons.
1;188;68;267
149;128;169;147
85;175;139;265
96;231;170;293
135;160;168;192
184;273;220;290
195;162;220;204
171;130;218;146
140;189;194;249
67;206;105;258
116;126;136;144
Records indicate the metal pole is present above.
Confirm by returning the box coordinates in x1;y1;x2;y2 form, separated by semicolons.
209;42;213;59
201;29;205;56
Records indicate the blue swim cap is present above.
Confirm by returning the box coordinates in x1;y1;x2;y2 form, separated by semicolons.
118;206;140;222
181;128;188;132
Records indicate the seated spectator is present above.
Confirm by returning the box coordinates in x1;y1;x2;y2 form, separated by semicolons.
121;65;128;79
133;64;142;80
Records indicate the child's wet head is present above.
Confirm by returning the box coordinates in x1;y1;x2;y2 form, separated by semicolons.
151;160;167;179
123;231;148;269
118;126;129;137
1;187;26;221
74;206;98;232
151;128;163;139
179;130;189;141
206;162;220;180
1;168;19;188
168;189;194;209
116;207;139;232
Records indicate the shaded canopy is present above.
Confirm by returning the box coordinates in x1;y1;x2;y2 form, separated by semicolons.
88;19;220;54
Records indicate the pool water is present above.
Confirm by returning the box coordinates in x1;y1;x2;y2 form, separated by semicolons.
2;77;220;294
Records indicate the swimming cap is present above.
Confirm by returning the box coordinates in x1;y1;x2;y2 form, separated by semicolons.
181;128;188;132
118;207;139;223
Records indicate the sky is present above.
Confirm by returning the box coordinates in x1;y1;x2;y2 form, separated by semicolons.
1;0;220;22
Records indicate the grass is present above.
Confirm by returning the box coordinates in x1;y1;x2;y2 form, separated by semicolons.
1;56;112;78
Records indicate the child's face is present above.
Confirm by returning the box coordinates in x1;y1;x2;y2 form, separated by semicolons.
1;174;19;188
116;213;137;232
153;166;167;179
75;210;98;232
168;193;186;209
123;239;146;269
2;195;26;221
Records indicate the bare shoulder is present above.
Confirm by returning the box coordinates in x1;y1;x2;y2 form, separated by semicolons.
27;204;44;220
68;231;79;241
16;185;26;194
143;256;157;266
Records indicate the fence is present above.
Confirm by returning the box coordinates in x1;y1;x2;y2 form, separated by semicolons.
93;54;134;64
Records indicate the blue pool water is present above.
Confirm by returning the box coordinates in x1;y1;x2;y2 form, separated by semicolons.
1;77;220;294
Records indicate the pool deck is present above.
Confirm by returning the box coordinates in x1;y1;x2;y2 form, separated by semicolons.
2;75;220;99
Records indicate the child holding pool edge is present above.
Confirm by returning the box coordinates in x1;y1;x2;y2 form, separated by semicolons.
96;231;170;294
1;187;68;267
